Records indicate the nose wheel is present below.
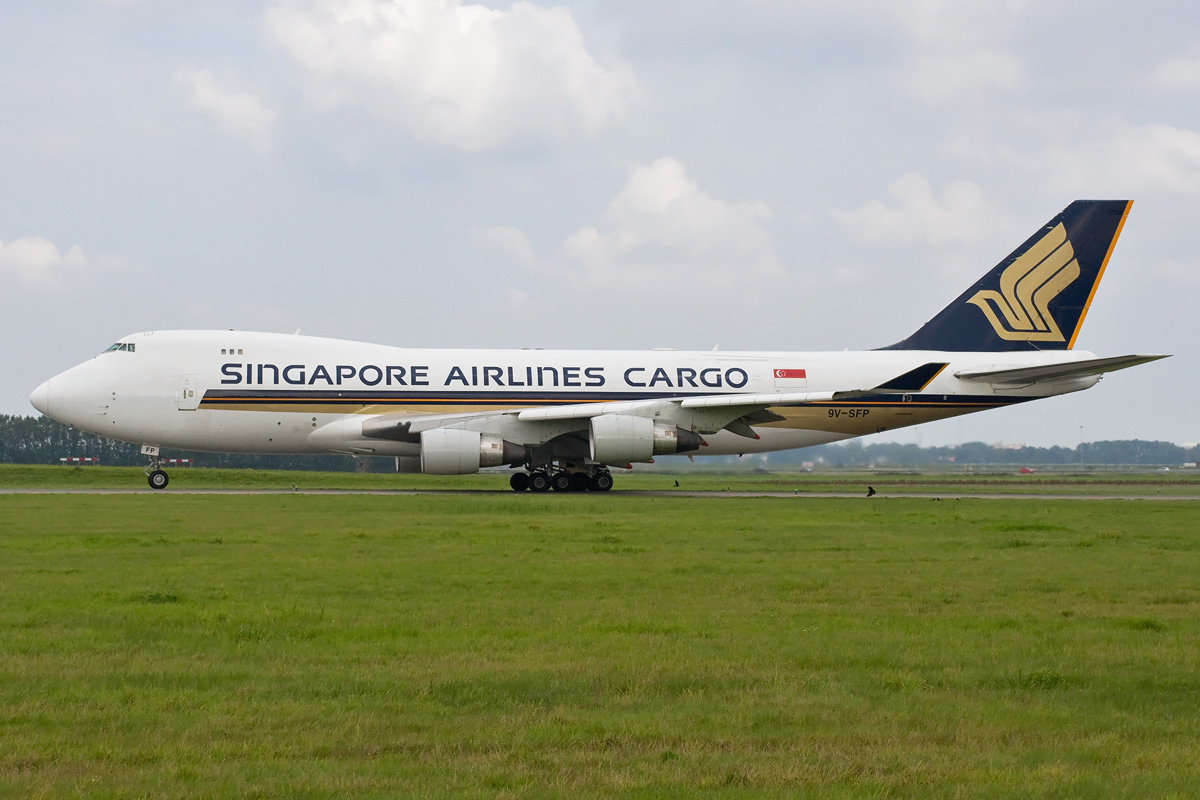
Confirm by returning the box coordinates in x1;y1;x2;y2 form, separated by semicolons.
141;445;169;490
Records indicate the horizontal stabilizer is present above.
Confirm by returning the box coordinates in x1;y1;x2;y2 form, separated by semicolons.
954;354;1168;385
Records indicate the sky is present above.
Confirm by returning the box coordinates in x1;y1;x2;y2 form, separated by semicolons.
1;0;1196;448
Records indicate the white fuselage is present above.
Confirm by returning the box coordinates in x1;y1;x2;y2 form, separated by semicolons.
30;330;1100;459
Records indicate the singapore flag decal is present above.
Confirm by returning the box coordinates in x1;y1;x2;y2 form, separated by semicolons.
773;368;807;389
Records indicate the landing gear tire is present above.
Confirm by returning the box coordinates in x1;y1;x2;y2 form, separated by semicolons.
529;472;551;492
550;472;573;492
570;472;591;492
148;469;169;490
590;472;613;492
509;472;530;492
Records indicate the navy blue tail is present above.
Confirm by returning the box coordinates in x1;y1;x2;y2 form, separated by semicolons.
884;200;1132;352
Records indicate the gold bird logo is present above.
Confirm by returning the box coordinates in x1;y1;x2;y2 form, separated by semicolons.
967;223;1079;342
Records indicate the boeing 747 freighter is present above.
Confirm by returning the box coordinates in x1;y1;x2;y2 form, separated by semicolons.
31;200;1165;490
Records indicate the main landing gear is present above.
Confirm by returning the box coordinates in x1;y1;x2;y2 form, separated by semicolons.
142;444;169;490
509;465;614;492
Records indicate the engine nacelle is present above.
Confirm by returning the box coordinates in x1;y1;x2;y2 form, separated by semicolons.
589;415;703;465
420;428;519;474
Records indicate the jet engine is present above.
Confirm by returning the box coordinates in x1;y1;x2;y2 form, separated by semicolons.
420;428;523;474
589;414;703;465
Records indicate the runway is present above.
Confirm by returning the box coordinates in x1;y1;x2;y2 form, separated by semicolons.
1;488;1196;500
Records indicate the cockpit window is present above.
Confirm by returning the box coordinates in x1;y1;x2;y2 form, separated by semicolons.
103;342;136;353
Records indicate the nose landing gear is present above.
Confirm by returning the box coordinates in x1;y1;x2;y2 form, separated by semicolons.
142;444;169;490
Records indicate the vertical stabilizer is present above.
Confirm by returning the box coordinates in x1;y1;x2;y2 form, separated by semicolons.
884;200;1132;351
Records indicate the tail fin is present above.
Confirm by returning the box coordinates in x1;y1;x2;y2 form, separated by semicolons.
884;200;1132;351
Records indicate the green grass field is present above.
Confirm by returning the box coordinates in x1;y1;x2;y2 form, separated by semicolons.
3;491;1200;797
4;463;1200;495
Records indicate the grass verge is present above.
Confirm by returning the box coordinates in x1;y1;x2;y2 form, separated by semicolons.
2;494;1199;797
3;463;1199;494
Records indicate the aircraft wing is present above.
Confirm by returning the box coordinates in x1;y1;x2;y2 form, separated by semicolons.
515;391;838;422
358;393;841;444
954;354;1168;386
359;409;524;443
358;362;954;445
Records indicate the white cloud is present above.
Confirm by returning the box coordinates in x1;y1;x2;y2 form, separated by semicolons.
943;112;1200;201
902;50;1023;103
505;286;531;308
1150;56;1200;91
831;264;867;283
478;158;783;292
868;2;1026;103
881;0;1031;47
0;237;126;290
175;68;277;152
558;157;782;288
474;225;541;270
834;173;991;246
1089;124;1200;195
989;122;1200;198
264;0;637;151
1157;259;1200;287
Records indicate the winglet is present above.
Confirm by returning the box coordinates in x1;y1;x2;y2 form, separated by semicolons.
883;200;1133;352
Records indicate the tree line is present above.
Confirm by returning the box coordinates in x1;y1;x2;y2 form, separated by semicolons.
772;438;1198;469
1;414;1195;470
0;414;371;471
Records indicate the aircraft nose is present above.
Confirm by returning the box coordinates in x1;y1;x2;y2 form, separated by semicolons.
30;379;51;416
